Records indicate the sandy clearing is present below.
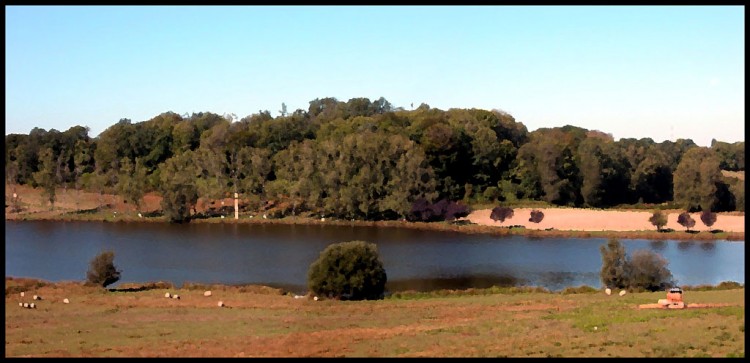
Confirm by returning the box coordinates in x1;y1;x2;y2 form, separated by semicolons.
466;208;745;233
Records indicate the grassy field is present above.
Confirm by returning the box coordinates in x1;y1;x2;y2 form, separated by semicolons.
5;278;745;357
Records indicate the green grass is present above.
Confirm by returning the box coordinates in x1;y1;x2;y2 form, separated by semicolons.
5;281;745;357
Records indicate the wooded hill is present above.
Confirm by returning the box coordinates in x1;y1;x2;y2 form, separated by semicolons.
5;97;745;222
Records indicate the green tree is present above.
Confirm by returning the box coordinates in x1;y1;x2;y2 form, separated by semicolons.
673;147;722;211
307;241;387;300
490;206;514;222
625;250;674;291
599;238;629;289
630;146;673;204
194;147;230;206
699;210;717;230
116;157;147;213
677;212;696;232
32;147;58;210
159;151;199;223
529;209;544;223
648;210;668;232
73;139;93;211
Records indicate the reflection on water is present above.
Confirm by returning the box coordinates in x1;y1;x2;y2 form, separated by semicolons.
677;241;694;250
4;221;745;293
700;241;716;251
650;240;667;251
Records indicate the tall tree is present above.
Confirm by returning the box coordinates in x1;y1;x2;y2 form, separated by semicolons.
673;147;722;211
159;151;199;223
600;238;629;289
32;147;58;210
116;157;147;213
73;139;93;211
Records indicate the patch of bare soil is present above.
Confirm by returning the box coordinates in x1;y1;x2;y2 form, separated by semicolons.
466;208;744;233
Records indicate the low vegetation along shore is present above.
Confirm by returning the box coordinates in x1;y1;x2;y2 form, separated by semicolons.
5;277;744;357
5;184;744;241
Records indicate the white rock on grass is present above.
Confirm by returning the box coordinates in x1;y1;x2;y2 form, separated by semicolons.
32;295;41;300
63;298;70;304
217;301;225;307
19;302;23;307
29;303;36;309
605;288;612;296
20;292;25;297
204;291;212;297
165;292;171;298
619;290;627;296
172;294;180;300
22;303;29;308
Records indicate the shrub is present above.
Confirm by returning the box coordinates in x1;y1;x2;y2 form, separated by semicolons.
529;209;544;223
86;251;122;288
490;206;514;222
648;210;668;231
307;240;387;300
409;198;434;222
599;238;629;289
482;186;501;202
444;200;471;221
408;198;470;222
626;249;674;291
700;210;717;229
677;212;696;232
599;239;675;292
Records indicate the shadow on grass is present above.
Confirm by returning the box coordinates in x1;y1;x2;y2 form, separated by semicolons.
142;210;163;218
710;229;725;234
108;281;173;293
658;228;675;233
67;204;113;215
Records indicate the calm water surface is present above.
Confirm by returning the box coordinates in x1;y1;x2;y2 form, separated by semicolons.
5;221;745;294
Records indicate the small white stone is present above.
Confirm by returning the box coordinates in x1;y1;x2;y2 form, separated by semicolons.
313;296;319;301
605;288;612;296
20;292;24;297
204;291;212;297
619;290;627;296
218;301;224;307
29;303;36;309
63;298;70;304
594;326;598;331
32;295;41;300
23;303;29;308
172;294;180;299
19;302;23;307
165;292;171;298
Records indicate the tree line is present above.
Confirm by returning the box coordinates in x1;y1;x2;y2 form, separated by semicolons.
5;96;745;222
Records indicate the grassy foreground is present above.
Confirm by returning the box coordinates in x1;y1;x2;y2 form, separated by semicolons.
5;278;745;357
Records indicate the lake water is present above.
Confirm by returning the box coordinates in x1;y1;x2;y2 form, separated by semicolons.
4;220;745;294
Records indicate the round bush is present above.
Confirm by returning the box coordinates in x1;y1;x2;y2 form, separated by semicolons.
307;240;387;300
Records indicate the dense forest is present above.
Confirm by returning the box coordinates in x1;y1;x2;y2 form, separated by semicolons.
5;97;745;223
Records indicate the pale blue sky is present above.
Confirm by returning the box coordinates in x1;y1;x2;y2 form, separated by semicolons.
5;6;745;146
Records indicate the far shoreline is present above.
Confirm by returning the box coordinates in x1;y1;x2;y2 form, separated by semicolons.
5;212;745;242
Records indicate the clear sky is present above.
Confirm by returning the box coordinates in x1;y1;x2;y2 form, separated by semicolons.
5;5;745;146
